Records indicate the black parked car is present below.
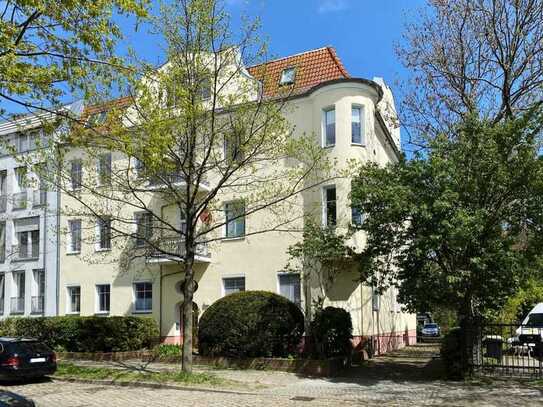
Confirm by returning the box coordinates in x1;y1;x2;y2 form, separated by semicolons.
0;338;56;380
0;391;35;406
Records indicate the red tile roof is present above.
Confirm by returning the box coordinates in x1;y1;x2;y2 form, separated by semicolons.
82;96;133;120
247;47;350;98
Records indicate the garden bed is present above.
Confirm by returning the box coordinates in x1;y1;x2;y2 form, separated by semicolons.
57;351;346;377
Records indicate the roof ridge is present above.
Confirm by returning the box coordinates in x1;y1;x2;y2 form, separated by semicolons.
326;46;349;78
248;46;331;68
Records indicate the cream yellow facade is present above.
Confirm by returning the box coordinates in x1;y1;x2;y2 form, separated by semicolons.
58;48;416;353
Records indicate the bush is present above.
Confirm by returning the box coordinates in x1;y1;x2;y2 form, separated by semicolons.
0;316;159;352
198;291;304;358
440;327;464;379
154;344;182;358
310;306;352;359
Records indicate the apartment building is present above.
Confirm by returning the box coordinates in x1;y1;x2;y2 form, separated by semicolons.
58;47;416;355
0;102;83;318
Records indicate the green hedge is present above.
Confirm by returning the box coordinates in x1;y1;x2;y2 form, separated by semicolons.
310;306;353;359
0;316;159;352
198;291;304;358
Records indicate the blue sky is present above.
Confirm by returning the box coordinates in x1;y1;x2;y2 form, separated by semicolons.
118;0;426;151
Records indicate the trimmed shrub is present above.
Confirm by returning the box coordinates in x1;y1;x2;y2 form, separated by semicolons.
310;306;352;359
154;344;182;358
198;291;304;358
440;327;464;379
0;316;159;352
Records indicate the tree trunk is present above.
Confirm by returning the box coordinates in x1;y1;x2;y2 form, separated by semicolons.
459;299;480;378
182;253;195;373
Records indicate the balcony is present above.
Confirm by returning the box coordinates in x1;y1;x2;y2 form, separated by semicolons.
32;190;46;207
146;173;211;192
12;244;39;261
31;295;44;314
10;297;24;314
12;192;27;210
146;238;211;264
0;195;6;213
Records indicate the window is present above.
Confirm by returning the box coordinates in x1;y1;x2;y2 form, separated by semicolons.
135;212;152;247
223;277;245;296
14;217;40;260
351;206;363;226
279;273;301;307
16;131;39;153
352;106;364;144
12;271;25;313
70;160;82;190
67;219;82;253
98;153;112;186
225;201;245;238
134;282;152;312
323;186;337;227
323;108;335;146
96;217;112;250
372;288;380;311
96;284;110;313
198;77;211;100
224;133;243;162
280;67;296;85
32;269;44;313
67;286;81;314
87;111;107;127
14;166;27;192
0;170;6;195
134;158;145;178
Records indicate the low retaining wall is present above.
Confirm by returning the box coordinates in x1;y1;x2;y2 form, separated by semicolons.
57;351;346;377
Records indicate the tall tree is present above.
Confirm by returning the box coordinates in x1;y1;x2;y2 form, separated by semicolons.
36;0;331;373
399;0;543;144
351;106;543;371
0;0;147;116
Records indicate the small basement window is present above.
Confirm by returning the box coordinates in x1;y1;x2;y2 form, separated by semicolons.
280;67;296;85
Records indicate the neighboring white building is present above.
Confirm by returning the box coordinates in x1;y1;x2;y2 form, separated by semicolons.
0;102;83;317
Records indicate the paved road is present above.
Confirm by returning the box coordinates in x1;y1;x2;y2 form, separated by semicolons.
1;344;541;406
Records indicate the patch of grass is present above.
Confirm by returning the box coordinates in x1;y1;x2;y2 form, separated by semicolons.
54;362;226;387
153;344;182;358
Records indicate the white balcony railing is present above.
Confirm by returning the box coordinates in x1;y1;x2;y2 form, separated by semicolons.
32;190;46;207
10;296;24;314
31;295;44;314
12;191;27;210
0;195;6;213
146;238;210;263
12;243;39;261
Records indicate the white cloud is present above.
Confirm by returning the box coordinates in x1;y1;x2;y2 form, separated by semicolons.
318;0;349;14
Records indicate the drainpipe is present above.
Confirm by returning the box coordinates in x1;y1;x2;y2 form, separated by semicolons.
55;144;61;316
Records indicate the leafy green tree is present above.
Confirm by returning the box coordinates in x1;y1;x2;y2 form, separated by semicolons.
351;107;543;372
0;0;147;115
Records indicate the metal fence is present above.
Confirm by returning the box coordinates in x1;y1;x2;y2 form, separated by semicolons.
473;322;543;378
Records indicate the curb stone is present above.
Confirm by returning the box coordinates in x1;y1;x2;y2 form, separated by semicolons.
51;377;261;396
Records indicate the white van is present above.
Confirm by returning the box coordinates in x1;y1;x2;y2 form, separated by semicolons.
514;303;543;349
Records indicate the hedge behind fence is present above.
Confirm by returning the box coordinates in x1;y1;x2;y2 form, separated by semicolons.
0;316;159;352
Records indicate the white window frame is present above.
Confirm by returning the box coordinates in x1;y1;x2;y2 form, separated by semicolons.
67;219;82;254
97;153;112;186
95;284;111;314
277;272;301;307
221;275;246;297
133;281;153;313
224;201;245;239
322;107;336;147
66;285;81;314
351;104;365;145
322;185;337;227
279;67;296;85
70;159;83;191
95;217;112;252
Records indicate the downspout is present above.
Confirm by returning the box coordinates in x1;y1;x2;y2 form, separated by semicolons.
159;264;163;342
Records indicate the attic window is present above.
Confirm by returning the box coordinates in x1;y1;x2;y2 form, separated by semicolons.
280;67;296;85
87;111;107;126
